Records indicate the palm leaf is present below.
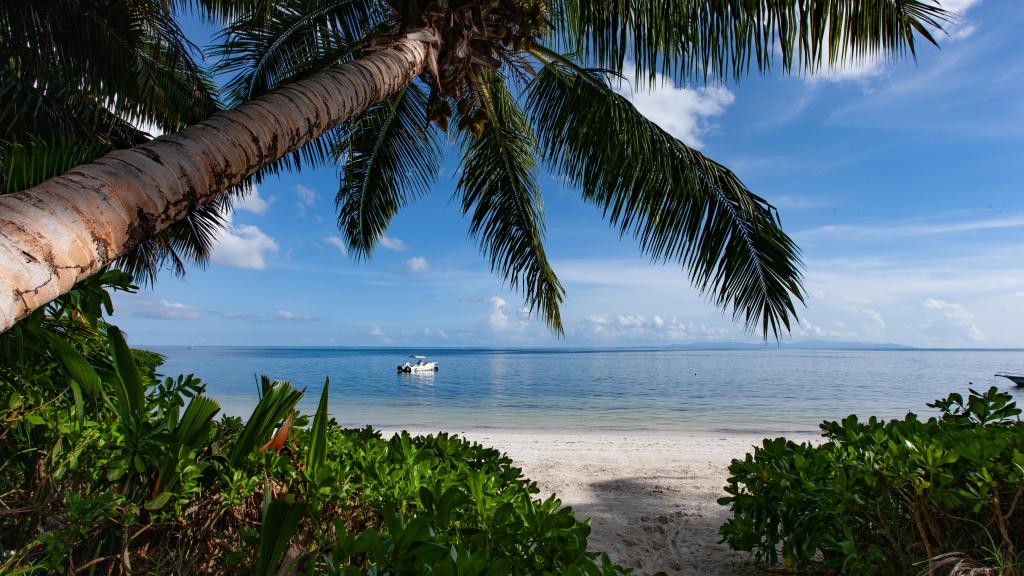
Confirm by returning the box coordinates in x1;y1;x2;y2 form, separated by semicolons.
228;379;303;468
213;0;386;176
456;72;565;334
3;138;112;194
336;82;441;258
526;60;803;339
551;0;951;85
304;377;331;480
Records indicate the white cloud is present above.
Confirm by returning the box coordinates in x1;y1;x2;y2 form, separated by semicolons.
294;184;318;214
235;186;271;215
580;313;728;342
322;236;349;257
615;68;734;147
922;298;986;342
211;211;279;270
941;0;982;15
489;297;510;331
294;184;317;205
799;213;1024;240
403;257;430;275
487;297;533;333
127;299;201;320
422;327;448;339
277;309;315;322
379;235;408;252
809;57;887;84
862;309;886;333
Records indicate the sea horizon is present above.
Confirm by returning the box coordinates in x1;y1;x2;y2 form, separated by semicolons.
152;346;1024;436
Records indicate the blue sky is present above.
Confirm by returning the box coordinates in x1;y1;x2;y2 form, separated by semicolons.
110;0;1024;348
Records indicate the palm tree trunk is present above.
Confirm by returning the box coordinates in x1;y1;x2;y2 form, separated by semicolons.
0;34;432;332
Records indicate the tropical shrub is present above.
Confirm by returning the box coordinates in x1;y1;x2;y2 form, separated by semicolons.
0;277;627;574
720;387;1024;575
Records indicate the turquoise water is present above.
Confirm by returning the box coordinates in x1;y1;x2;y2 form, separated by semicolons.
151;347;1024;433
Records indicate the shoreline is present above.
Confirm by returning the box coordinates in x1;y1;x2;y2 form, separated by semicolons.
380;428;822;575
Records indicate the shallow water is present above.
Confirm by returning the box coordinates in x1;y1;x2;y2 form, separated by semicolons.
151;347;1024;433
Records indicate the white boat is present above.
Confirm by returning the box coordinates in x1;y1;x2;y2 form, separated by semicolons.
397;355;438;373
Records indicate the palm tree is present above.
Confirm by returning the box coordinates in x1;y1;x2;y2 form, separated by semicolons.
0;0;236;284
0;0;949;336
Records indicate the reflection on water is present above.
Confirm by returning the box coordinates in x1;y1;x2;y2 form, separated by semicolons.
152;347;1024;433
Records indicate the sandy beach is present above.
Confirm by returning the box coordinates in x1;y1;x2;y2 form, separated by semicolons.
383;429;821;575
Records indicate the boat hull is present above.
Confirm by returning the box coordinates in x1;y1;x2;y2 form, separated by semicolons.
397;362;438;373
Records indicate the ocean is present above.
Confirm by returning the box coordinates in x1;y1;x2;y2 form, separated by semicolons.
151;347;1024;434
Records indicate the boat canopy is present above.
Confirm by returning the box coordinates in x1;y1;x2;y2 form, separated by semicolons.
411;355;426;359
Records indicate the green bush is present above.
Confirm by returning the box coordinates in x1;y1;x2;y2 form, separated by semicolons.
719;387;1024;575
0;275;627;575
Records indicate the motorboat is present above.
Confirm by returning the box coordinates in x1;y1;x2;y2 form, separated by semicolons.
397;355;438;373
995;373;1024;387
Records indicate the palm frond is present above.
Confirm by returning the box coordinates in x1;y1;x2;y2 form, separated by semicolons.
335;82;441;259
2;138;112;194
1;0;218;133
213;0;388;176
215;0;386;104
116;193;233;284
526;59;803;338
551;0;951;84
457;72;565;334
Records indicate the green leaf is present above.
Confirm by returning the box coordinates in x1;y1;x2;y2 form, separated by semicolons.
228;378;303;468
39;330;102;397
176;395;221;450
552;0;950;86
456;71;565;334
305;377;331;481
256;499;307;576
336;83;441;259
144;491;174;511
526;61;804;339
107;326;146;422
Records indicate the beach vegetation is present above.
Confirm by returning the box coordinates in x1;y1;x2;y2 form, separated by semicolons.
720;387;1024;575
0;277;628;574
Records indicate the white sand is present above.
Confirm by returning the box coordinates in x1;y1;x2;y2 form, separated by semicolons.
382;429;821;575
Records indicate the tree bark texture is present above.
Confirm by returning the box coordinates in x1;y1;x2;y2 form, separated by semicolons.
0;35;431;332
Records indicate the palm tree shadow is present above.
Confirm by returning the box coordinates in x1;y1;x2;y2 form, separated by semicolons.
569;475;759;576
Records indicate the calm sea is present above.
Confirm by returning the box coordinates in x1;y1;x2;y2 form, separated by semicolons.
150;347;1024;434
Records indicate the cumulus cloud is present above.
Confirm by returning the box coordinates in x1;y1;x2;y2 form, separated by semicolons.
235;186;271;215
489;297;510;331
922;298;986;342
488;297;532;332
322;236;349;257
210;211;279;270
581;313;727;342
403;257;430;275
614;68;734;147
379;235;407;252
